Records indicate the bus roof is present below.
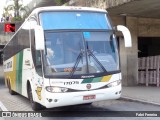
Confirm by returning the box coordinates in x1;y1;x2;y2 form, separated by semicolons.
30;6;107;16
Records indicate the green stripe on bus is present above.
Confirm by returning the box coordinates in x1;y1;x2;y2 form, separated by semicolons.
16;53;19;92
16;51;23;94
81;77;102;83
81;78;93;83
92;77;102;83
81;76;108;83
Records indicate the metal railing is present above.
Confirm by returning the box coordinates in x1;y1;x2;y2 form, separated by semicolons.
138;56;160;87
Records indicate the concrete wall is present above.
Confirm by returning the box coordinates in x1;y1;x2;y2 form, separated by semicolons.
138;18;160;37
0;22;22;45
112;16;160;86
69;0;106;8
69;0;133;9
125;17;138;86
0;24;14;45
110;16;138;86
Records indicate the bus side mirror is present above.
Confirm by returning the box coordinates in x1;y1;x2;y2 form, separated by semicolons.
117;25;132;47
34;25;45;50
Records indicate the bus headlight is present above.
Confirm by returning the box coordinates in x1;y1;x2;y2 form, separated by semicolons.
107;80;121;88
46;86;68;93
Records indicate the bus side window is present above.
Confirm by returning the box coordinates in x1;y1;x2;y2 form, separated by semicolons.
35;50;42;76
36;51;41;66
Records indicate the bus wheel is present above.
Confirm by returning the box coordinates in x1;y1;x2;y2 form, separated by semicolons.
28;85;43;111
8;81;16;95
82;103;93;105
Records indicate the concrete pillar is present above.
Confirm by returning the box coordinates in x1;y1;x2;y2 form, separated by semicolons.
111;16;138;86
119;37;128;86
126;17;138;86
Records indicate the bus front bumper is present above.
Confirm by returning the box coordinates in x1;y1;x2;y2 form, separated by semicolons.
44;84;121;108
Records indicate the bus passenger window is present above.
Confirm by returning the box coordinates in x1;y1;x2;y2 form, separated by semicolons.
36;51;41;66
35;51;42;76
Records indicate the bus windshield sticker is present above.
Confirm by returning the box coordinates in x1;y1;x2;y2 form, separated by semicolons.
83;32;90;39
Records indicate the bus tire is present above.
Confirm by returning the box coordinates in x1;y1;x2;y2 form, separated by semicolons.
8;81;16;95
82;103;92;105
28;85;43;111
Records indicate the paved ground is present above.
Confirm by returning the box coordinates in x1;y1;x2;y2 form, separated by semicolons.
1;83;160;119
1;86;160;112
0;88;32;111
0;86;160;111
1;83;160;111
122;86;160;105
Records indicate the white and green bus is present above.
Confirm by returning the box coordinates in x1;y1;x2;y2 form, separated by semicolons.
3;6;131;110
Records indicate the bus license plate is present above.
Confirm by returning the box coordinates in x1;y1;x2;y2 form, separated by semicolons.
83;95;96;100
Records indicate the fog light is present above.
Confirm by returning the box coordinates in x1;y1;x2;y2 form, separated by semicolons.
54;99;58;102
49;99;52;102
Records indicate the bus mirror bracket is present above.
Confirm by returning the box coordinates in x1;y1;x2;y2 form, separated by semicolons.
34;25;45;50
116;25;132;47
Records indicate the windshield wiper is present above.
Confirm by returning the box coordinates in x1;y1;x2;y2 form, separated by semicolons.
70;51;83;78
87;49;107;72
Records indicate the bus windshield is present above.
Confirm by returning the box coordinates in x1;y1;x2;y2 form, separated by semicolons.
40;11;119;78
43;31;119;77
39;11;111;30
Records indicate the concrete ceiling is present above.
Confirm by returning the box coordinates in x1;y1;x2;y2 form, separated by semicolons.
107;0;160;18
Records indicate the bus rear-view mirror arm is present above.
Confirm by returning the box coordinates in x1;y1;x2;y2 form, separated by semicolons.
34;25;45;50
116;25;132;47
